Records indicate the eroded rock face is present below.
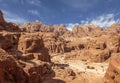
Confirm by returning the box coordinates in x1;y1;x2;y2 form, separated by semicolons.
0;10;5;23
108;24;120;33
18;33;51;62
0;49;51;83
0;32;51;83
20;21;47;32
64;32;120;62
20;22;70;36
0;49;28;83
17;33;52;82
106;34;120;53
0;10;52;83
0;32;20;51
0;10;21;32
64;49;111;62
72;24;103;37
104;55;120;83
64;36;108;62
43;32;65;54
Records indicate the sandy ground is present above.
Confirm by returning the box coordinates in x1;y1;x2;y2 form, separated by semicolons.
66;60;108;83
51;54;109;83
66;60;108;76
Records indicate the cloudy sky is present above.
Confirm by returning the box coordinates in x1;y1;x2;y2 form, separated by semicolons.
0;0;120;29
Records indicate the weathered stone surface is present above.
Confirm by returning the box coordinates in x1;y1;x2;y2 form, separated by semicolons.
72;24;103;37
0;10;5;23
0;50;29;83
43;32;65;54
0;32;20;51
108;24;120;33
20;22;70;36
18;33;51;62
64;49;111;62
0;51;51;83
104;55;120;83
0;10;21;32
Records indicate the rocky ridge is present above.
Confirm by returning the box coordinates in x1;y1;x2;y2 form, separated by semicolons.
0;10;120;83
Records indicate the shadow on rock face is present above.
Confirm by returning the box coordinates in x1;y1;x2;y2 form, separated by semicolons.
42;69;66;83
42;79;65;83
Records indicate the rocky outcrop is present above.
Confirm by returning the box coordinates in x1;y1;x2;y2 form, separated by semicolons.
0;32;52;83
0;48;51;83
64;32;120;62
20;22;70;36
18;33;51;62
0;10;5;23
108;24;120;33
0;48;28;83
43;32;65;54
104;55;120;83
0;32;20;51
20;21;47;32
72;24;103;37
64;49;111;62
52;24;69;36
0;10;21;32
106;34;120;53
0;53;28;83
0;10;52;83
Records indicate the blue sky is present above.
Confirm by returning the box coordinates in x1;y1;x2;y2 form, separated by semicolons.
0;0;120;29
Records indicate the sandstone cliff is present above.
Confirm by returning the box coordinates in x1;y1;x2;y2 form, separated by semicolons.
104;55;120;83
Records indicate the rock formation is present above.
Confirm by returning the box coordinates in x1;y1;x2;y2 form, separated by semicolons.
104;55;120;83
72;24;103;37
42;32;65;54
0;10;5;22
108;24;120;33
0;10;52;83
18;32;51;62
0;33;51;83
0;10;120;83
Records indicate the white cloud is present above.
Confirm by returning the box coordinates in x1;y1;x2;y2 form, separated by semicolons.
27;0;41;7
66;23;79;31
28;10;40;16
2;10;27;24
81;13;120;27
19;0;41;6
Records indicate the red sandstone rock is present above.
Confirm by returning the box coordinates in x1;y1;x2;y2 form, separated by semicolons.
0;10;5;23
18;33;51;62
42;32;65;54
72;24;103;37
104;55;120;83
0;50;29;83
